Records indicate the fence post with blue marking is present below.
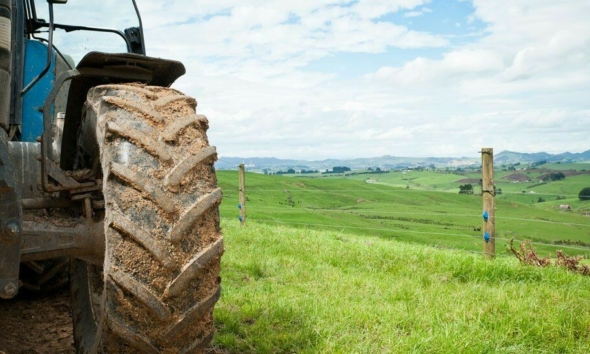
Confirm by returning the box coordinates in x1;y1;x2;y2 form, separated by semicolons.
481;148;495;259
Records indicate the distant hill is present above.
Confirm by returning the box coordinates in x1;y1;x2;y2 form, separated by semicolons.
216;155;479;171
495;150;590;164
216;150;590;171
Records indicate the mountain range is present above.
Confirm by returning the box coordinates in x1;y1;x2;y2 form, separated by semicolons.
494;150;590;164
216;150;590;171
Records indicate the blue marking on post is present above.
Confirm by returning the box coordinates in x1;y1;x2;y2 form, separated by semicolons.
238;203;242;209
238;215;243;222
483;210;489;222
484;231;490;243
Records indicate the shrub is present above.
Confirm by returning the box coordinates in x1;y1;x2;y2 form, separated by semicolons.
458;184;473;194
579;187;590;201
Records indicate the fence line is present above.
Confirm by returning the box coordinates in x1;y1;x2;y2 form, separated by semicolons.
236;188;585;200
250;218;590;253
245;205;590;247
499;217;590;228
244;206;590;228
249;207;478;218
497;192;582;198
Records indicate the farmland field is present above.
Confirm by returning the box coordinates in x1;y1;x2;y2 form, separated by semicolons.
217;164;590;258
214;220;590;353
212;164;590;352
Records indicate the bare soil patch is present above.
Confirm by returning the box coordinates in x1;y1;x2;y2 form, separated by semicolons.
503;173;530;182
0;288;225;353
0;289;74;354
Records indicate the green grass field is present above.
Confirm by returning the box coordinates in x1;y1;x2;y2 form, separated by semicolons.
217;168;590;258
213;220;590;353
212;164;590;352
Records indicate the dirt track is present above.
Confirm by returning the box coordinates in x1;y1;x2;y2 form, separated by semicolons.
0;289;74;354
0;289;225;354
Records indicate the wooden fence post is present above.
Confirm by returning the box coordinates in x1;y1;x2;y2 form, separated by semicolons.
239;164;246;226
481;148;495;259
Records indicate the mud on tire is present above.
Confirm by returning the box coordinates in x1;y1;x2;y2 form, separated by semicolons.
71;84;223;353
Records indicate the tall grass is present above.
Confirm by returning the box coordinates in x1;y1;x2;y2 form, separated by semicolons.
213;219;590;353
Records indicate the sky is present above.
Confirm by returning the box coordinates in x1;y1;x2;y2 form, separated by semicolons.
50;0;590;160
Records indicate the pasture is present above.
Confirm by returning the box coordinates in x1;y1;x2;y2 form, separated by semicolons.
214;220;590;353
217;166;590;258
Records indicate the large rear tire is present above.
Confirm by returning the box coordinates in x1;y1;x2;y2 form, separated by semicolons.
70;84;223;353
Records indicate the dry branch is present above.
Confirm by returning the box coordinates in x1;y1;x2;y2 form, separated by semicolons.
508;238;590;276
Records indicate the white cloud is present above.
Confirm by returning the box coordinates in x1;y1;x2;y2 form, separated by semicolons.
351;0;430;19
404;6;433;17
51;0;588;160
368;49;504;85
142;0;447;84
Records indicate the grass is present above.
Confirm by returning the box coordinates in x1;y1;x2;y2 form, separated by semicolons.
213;220;590;353
532;163;590;171
217;170;590;258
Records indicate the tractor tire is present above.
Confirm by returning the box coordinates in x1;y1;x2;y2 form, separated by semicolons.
19;258;69;293
70;84;223;353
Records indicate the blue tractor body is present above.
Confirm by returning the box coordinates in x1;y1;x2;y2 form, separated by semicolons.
22;40;56;142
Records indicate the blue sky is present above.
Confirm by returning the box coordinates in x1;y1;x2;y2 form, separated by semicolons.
50;0;590;159
306;1;488;78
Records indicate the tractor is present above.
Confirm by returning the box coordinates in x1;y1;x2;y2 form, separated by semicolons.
0;0;223;352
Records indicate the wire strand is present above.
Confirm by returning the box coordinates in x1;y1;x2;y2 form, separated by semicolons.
248;219;590;252
225;205;590;228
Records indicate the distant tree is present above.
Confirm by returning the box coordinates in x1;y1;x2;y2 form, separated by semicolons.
376;167;381;172
537;197;546;203
494;186;502;195
550;172;566;181
579;187;590;201
540;172;566;182
287;168;295;174
332;166;351;173
532;160;547;167
459;184;474;195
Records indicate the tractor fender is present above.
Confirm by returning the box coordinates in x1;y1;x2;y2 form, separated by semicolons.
76;51;186;87
56;52;186;171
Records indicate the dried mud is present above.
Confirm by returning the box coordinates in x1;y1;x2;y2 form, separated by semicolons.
0;290;225;354
92;83;222;351
0;289;74;354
